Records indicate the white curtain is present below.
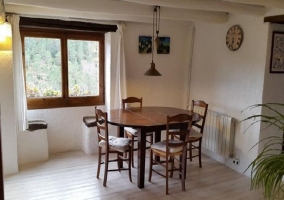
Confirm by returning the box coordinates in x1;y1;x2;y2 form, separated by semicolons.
105;24;127;110
113;24;127;108
7;15;28;131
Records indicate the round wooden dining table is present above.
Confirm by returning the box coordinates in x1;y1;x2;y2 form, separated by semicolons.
107;106;200;189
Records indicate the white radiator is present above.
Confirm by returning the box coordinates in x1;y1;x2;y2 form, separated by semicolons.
194;107;235;159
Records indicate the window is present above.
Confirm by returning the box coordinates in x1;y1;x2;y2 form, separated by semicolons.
21;28;105;109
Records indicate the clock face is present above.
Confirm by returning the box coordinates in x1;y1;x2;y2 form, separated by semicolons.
226;25;243;51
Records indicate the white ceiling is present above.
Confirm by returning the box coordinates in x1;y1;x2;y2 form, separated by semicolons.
4;0;284;24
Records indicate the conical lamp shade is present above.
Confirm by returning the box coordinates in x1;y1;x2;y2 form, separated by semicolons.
144;62;161;76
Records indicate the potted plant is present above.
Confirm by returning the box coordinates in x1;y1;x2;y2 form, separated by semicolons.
242;103;284;200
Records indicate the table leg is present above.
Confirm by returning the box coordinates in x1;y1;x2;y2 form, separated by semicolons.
137;128;147;189
154;130;161;162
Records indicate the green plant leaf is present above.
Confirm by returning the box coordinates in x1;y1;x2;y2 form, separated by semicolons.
242;103;284;199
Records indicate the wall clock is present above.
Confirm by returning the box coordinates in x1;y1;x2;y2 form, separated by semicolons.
226;25;243;51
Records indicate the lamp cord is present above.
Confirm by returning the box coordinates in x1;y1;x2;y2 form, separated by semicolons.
155;6;160;36
152;7;156;63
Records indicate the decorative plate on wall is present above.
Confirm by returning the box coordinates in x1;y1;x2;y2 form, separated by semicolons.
226;25;243;51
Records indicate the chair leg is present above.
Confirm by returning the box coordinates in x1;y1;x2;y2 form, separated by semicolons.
148;149;153;182
128;148;132;182
150;133;153;145
97;147;101;178
103;152;109;187
131;137;135;167
166;157;169;195
198;139;202;168
124;131;128;158
117;153;121;172
189;143;193;161
182;148;187;191
170;156;174;178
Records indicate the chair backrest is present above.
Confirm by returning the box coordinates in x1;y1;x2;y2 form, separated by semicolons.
122;97;142;109
95;107;109;148
166;114;193;154
191;100;208;134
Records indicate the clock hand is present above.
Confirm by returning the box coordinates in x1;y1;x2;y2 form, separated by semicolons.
231;37;235;47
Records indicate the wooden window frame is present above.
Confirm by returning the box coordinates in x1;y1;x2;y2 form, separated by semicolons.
20;28;105;109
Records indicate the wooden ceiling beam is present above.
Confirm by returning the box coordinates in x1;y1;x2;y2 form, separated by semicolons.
120;0;265;16
5;1;228;24
19;17;118;32
222;0;284;9
264;15;284;24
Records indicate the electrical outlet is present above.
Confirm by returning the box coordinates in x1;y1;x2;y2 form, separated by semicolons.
235;159;239;165
232;159;239;165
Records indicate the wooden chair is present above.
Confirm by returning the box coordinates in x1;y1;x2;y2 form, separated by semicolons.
148;114;192;195
188;100;208;168
122;97;154;167
95;107;132;186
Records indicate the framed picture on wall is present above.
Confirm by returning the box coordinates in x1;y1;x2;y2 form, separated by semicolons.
270;32;284;73
139;36;152;54
157;37;170;54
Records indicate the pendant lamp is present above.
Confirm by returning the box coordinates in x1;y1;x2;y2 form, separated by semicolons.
144;6;161;76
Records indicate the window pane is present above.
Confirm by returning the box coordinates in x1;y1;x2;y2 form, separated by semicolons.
67;39;99;97
24;37;62;98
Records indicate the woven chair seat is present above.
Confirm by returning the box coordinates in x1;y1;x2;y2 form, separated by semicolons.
151;139;184;153
99;136;130;153
125;127;153;136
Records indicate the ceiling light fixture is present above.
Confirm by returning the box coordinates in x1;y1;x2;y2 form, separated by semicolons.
0;0;12;51
0;22;12;51
0;0;5;24
144;6;161;76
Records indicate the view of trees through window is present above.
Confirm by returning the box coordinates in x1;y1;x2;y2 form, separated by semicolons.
67;40;99;97
24;37;100;98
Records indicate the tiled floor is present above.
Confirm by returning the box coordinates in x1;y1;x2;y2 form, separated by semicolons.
4;151;264;200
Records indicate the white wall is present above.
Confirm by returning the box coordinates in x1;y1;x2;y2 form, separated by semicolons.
190;14;269;175
258;22;284;151
27;107;96;154
124;22;193;108
0;52;18;175
262;23;284;106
